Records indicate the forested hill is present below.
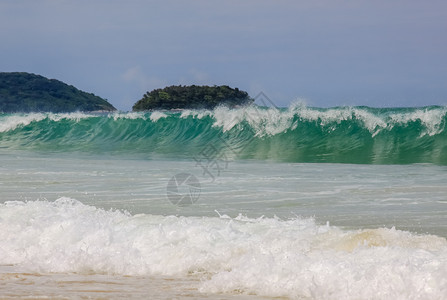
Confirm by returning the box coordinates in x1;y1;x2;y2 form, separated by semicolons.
0;72;116;113
132;85;252;111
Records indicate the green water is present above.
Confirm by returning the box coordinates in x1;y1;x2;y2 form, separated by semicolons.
1;105;446;164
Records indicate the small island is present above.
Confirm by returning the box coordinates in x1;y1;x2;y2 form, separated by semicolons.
132;85;252;111
0;72;116;113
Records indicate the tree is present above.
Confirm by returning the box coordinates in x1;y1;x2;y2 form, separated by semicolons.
132;85;252;111
0;72;116;113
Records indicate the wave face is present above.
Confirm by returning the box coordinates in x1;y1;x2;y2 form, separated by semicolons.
1;198;446;299
1;105;446;164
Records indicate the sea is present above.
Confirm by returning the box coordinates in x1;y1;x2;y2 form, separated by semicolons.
0;104;446;299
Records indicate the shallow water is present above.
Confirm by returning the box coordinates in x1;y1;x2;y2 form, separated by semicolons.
1;151;446;236
0;267;272;299
1;151;446;299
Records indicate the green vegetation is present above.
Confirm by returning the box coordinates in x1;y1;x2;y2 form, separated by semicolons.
0;72;116;113
0;73;251;113
132;85;252;111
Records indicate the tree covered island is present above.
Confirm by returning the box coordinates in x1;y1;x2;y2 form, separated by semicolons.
132;85;253;111
0;72;116;113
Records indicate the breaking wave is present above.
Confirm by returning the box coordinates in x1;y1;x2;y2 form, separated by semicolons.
1;104;446;164
1;198;446;299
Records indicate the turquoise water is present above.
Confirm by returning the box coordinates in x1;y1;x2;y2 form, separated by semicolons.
1;105;446;164
1;106;446;299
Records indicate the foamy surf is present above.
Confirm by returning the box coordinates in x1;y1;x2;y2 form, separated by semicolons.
1;198;446;299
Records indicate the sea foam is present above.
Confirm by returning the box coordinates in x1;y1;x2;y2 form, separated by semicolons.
0;198;446;299
0;113;47;132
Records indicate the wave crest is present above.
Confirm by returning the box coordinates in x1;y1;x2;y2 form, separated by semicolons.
1;106;446;164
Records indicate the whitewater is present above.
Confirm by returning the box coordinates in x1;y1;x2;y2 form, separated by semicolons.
0;105;446;299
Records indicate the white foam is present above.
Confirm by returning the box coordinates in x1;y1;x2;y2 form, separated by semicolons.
149;111;168;122
205;104;447;138
180;109;212;120
46;112;97;122
0;113;47;132
111;111;147;121
211;105;295;136
388;107;447;136
1;198;446;299
288;104;390;136
0;112;99;132
206;104;380;137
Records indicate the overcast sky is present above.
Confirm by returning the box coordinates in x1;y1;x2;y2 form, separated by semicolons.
1;0;446;110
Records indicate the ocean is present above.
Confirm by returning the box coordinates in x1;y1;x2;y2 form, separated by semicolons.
0;105;446;299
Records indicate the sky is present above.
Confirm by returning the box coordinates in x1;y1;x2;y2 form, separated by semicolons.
1;0;446;110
